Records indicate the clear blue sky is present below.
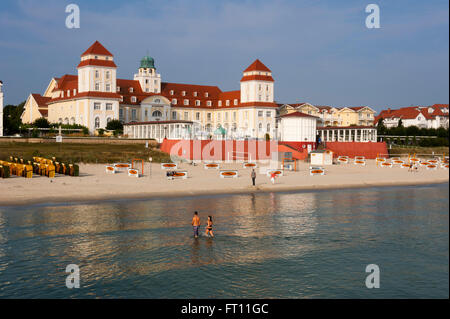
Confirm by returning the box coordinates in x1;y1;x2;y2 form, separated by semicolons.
0;0;448;112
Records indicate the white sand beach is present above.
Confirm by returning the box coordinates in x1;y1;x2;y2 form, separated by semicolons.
0;160;448;206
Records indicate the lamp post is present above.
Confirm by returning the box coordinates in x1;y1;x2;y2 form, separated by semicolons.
149;157;153;178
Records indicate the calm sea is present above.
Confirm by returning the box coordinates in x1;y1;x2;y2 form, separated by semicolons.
0;183;448;298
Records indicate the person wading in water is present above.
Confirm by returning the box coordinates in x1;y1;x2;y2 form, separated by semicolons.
205;216;214;238
192;211;201;238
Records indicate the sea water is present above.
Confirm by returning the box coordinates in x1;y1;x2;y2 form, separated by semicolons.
0;183;448;298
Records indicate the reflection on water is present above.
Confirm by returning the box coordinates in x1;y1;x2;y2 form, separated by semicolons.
0;184;448;298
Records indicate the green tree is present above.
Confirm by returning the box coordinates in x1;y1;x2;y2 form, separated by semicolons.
3;101;25;135
376;118;386;135
33;117;50;128
106;119;123;131
398;119;403;128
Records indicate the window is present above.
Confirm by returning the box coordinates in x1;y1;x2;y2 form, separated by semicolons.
267;123;270;132
144;110;148;117
184;112;189;120
258;84;261;91
207;113;212;121
234;99;238;105
106;117;112;124
184;99;189;105
233;112;237;121
218;101;222;107
195;100;200;106
266;111;271;117
182;91;186;96
129;87;134;93
106;103;112;110
131;109;137;120
73;89;76;96
225;112;229;121
218;113;221;122
95;82;100;91
119;109;124;119
207;101;212;107
196;112;200;120
94;117;100;128
170;90;174;95
258;95;262;101
145;79;149;84
106;83;111;92
117;86;121;92
259;123;263;131
152;110;162;117
172;98;177;105
193;92;198;97
131;96;137;103
155;99;161;103
58;118;63;123
258;111;263;117
226;100;230;106
67;90;70;97
95;70;99;78
94;103;101;110
205;92;209;97
106;71;110;79
172;111;177;119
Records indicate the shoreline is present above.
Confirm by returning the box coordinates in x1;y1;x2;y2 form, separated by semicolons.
1;176;448;208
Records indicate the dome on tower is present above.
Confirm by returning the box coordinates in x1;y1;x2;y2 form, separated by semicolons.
140;55;155;69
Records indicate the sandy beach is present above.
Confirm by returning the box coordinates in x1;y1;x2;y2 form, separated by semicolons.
0;160;448;206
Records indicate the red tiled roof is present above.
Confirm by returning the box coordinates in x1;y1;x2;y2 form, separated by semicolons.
48;91;121;103
280;111;319;119
31;94;51;107
240;75;274;82
77;59;117;68
243;59;271;72
81;41;113;57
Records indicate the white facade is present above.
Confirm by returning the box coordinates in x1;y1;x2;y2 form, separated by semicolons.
134;67;161;94
280;116;317;142
240;78;274;103
0;81;3;136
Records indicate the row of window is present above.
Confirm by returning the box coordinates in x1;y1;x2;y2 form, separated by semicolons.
95;70;110;79
61;89;77;98
170;90;209;98
94;102;113;110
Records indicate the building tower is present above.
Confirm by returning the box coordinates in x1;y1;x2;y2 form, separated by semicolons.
134;55;161;93
240;59;274;103
77;40;117;93
0;80;3;137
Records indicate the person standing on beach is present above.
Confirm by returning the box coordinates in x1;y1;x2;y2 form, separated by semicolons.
205;216;214;238
251;169;256;186
192;211;201;238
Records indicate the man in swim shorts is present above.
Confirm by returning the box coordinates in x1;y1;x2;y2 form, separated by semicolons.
192;211;201;238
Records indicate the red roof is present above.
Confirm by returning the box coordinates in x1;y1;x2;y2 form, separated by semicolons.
240;75;274;82
31;94;51;107
243;59;271;72
81;41;113;57
280;111;319;119
77;59;117;68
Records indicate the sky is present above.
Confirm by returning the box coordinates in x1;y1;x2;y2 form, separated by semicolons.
0;0;448;112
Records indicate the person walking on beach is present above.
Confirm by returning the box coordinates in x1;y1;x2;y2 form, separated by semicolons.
251;169;256;186
192;211;201;238
270;172;277;184
205;216;214;238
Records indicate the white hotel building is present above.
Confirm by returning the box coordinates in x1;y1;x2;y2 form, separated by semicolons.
21;41;279;140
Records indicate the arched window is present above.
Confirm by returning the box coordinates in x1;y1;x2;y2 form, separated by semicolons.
106;117;112;124
64;118;69;124
152;110;162;117
258;122;263;131
94;117;100;129
205;124;212;132
70;117;75;125
267;123;270;132
58;118;63;124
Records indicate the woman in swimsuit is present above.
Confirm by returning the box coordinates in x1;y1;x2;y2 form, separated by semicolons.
205;216;214;238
